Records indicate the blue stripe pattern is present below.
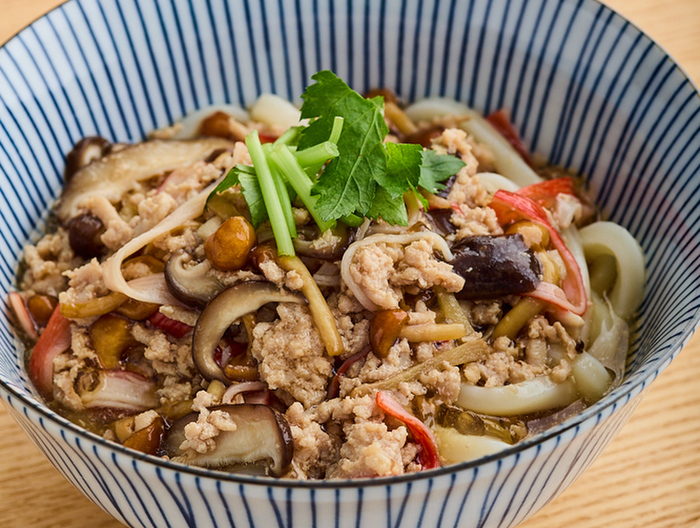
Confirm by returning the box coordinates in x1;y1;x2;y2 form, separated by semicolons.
1;0;699;527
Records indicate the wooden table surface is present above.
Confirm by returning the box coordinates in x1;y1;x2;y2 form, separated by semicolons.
1;0;699;527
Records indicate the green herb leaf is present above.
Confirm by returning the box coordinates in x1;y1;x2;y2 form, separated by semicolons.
366;187;409;226
230;166;268;228
419;150;466;194
300;70;389;220
380;142;423;198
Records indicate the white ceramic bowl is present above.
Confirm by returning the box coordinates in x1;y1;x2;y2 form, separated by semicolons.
1;1;699;527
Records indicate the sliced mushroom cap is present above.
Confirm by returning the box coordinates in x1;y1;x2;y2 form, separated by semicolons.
164;250;225;307
56;138;235;223
192;282;305;383
163;404;294;477
452;234;541;300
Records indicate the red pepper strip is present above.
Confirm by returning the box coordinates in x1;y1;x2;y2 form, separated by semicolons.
375;391;440;470
327;346;371;400
486;109;533;166
516;177;576;209
148;311;192;339
29;305;71;398
8;291;38;340
489;190;588;315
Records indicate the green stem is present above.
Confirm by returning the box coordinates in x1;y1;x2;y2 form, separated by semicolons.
245;130;295;256
269;145;335;232
273;126;302;147
294;141;339;168
329;116;344;144
269;163;297;238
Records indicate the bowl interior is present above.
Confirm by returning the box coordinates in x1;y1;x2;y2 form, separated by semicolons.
1;0;699;449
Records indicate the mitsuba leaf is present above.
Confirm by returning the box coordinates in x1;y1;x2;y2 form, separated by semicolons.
380;142;423;198
213;165;268;228
299;70;389;220
366;186;409;226
419;150;466;194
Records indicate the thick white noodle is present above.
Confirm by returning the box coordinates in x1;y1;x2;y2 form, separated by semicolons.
586;291;629;381
579;221;645;319
404;97;542;187
249;93;302;129
572;351;612;402
476;172;521;195
435;426;510;463
341;232;455;311
457;375;578;416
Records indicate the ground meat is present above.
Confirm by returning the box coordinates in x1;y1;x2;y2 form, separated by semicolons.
326;421;408;479
349;239;464;310
158;377;197;408
471;300;502;326
285;402;339;480
157;160;222;204
462;350;546;387
77;195;134;251
419;362;462;404
251;303;332;408
179;405;238;455
132;323;195;378
20;231;78;295
59;259;108;308
132;192;178;236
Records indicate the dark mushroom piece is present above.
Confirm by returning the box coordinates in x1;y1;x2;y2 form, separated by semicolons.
68;212;106;259
64;136;111;182
192;282;304;383
452;234;542;300
56;137;235;223
163;404;294;477
164;250;225;307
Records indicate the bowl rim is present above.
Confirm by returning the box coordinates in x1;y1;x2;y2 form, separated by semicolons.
1;0;699;490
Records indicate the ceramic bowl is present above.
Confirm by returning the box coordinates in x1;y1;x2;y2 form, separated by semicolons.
1;1;699;527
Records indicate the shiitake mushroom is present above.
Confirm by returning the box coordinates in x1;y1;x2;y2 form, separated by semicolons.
163;404;294;477
452;234;541;300
192;282;304;383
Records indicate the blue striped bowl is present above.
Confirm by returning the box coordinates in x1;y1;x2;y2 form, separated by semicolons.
1;1;698;527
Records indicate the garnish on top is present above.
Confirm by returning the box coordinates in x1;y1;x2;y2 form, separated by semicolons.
208;70;465;256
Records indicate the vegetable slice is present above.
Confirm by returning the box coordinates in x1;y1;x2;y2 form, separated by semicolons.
56;138;234;223
29;305;72;397
376;391;440;470
351;335;488;396
163;404;294;477
103;182;217;303
457;376;579;416
489;189;588;315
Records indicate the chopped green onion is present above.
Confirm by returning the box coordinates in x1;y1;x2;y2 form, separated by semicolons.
273;126;302;147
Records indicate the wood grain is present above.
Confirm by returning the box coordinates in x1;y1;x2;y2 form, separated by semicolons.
0;0;699;526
